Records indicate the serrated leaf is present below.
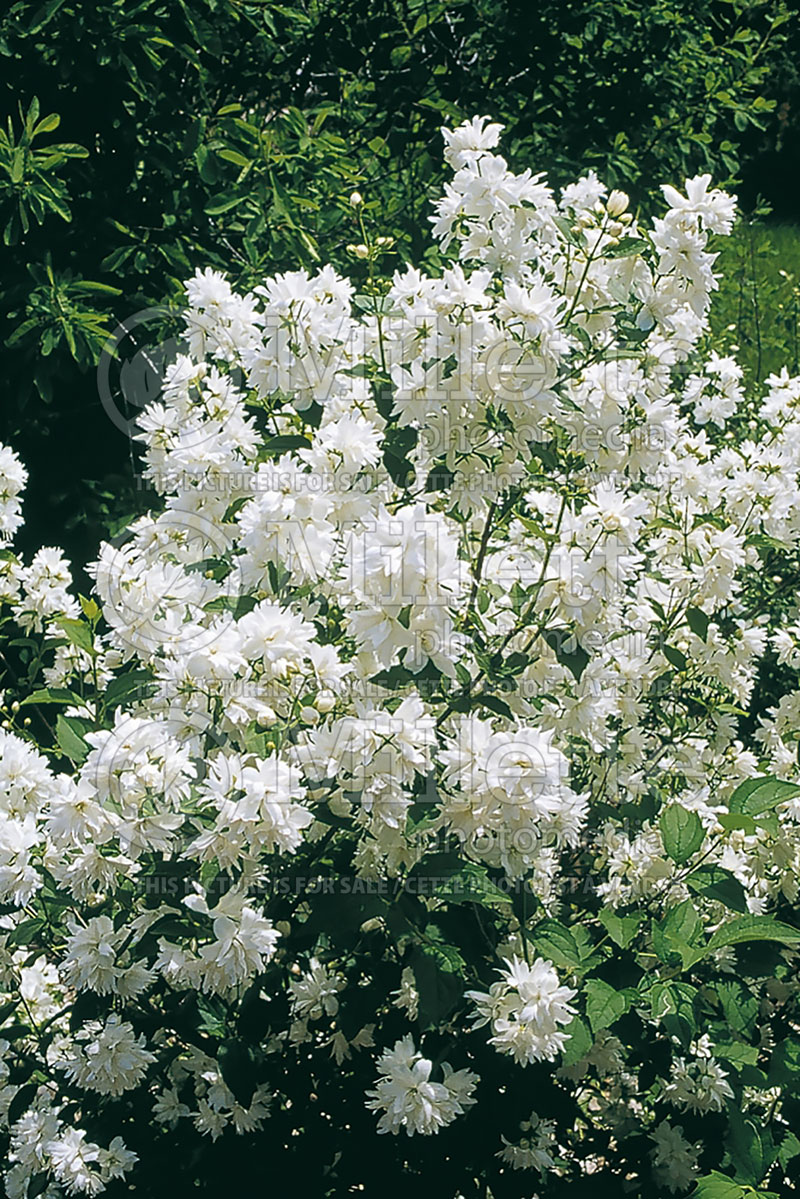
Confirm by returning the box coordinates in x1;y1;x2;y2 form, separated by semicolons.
707;915;800;951
560;1014;592;1066
686;606;709;640
660;805;704;864
726;1107;771;1186
19;687;78;707
604;236;649;258
598;909;642;948
689;1173;745;1199
718;812;757;835
585;979;628;1034
410;945;463;1030
531;920;582;970
728;776;800;817
778;1130;800;1169
55;714;88;763
687;866;748;913
54;617;94;654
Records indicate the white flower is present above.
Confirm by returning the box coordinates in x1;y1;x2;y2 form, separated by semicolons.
439;719;587;876
187;892;281;994
664;1051;734;1113
61;1015;155;1096
289;958;345;1020
0;443;27;542
366;1035;478;1135
391;966;420;1021
650;1120;700;1192
467;957;577;1065
46;1128;105;1196
498;1111;558;1172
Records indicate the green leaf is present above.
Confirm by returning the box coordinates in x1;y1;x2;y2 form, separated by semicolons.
19;687;78;707
768;1038;800;1091
686;865;748;913
8;918;45;947
218;1038;260;1106
661;898;702;944
560;1015;592;1066
728;776;800;817
584;979;628;1034
79;595;101;622
662;644;687;672
55;714;88;763
54;616;94;655
408;854;511;909
778;1131;800;1170
204;193;243;215
598;909;642;948
26;1173;50;1199
604;236;649;258
434;863;512;909
531;920;582;971
686;606;709;640
7;1083;37;1127
260;434;312;455
660;805;704;864
541;628;589;681
33;112;60;136
410;945;463;1030
689;1173;745;1199
653;898;704;968
103;670;155;709
707;915;800;951
649;981;697;1048
26;0;67;35
713;1041;758;1068
718;812;757;835
716;979;759;1038
726;1108;771;1186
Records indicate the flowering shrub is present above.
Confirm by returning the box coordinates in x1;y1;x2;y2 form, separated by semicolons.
1;117;800;1197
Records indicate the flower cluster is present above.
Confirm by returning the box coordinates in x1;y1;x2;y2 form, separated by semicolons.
467;957;577;1065
365;1036;478;1136
0;116;798;1196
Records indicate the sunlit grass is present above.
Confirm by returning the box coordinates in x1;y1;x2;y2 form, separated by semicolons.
711;222;800;385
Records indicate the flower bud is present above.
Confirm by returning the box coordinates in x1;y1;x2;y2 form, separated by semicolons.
607;189;629;217
349;191;363;208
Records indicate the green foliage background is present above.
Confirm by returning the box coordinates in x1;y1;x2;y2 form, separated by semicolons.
0;0;798;570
